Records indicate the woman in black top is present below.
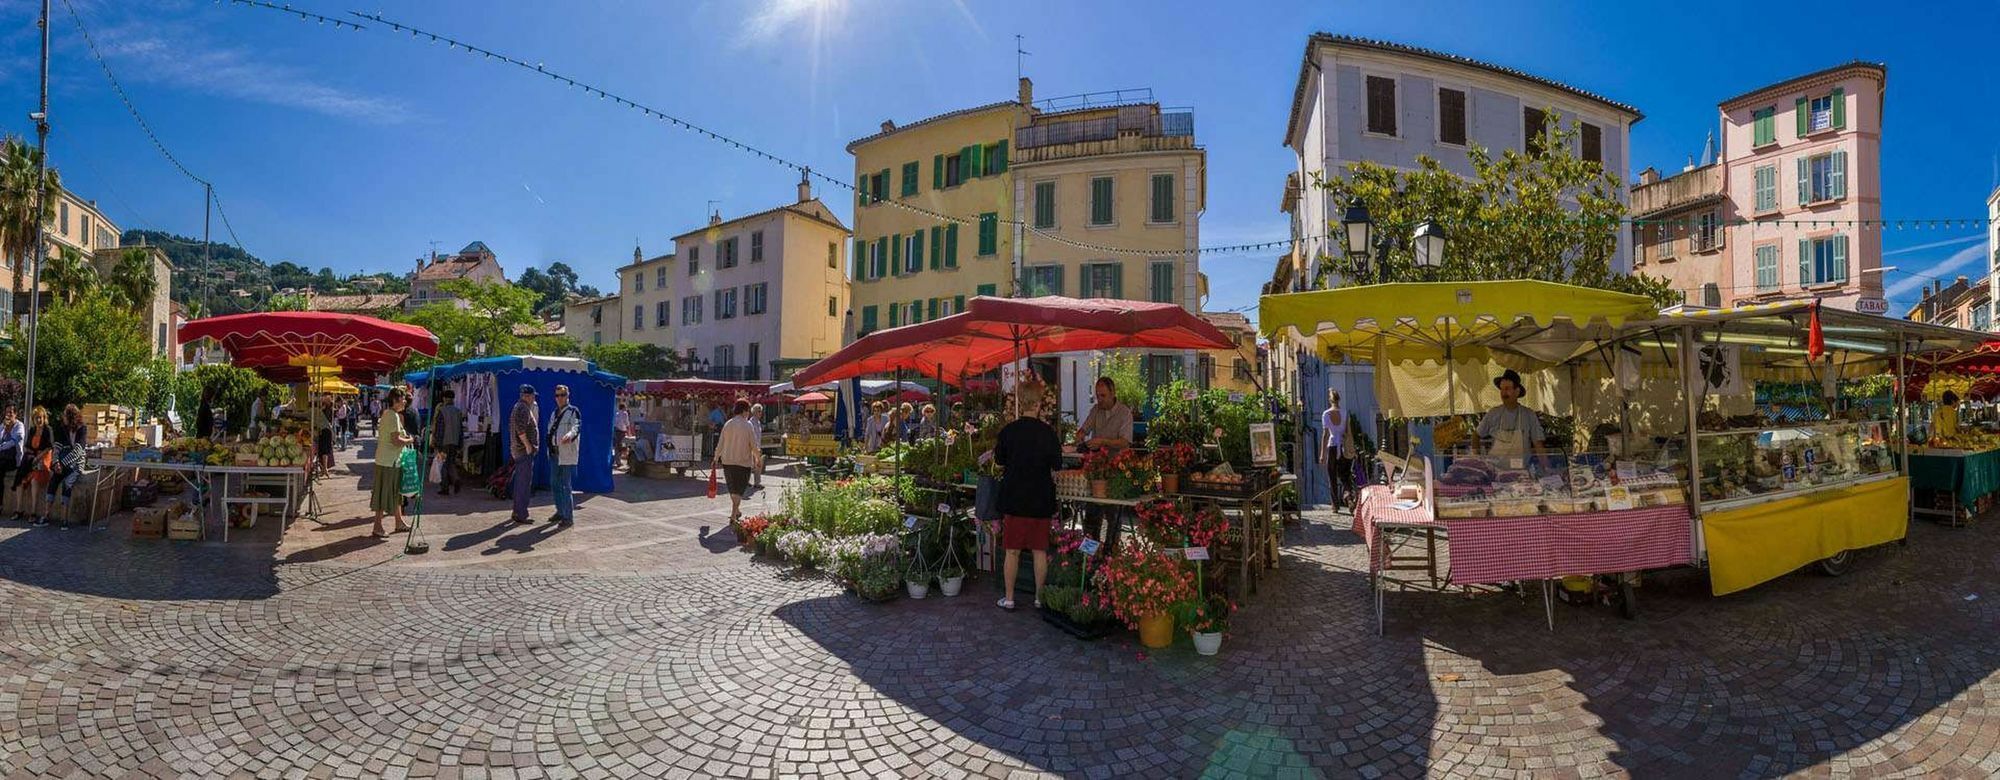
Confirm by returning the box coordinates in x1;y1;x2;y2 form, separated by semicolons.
41;404;88;527
988;379;1061;610
12;407;51;523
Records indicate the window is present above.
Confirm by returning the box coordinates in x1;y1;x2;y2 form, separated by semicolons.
1233;358;1252;382
862;170;888;204
682;295;704;325
862;240;880;280
827;296;837;317
1800;151;1847;204
632;272;644;292
591;306;603;326
1089;177;1114;226
1524;107;1549;157
1694;212;1720;252
1150;174;1175;223
1580;123;1602;165
745;283;768;315
1754;245;1780;290
1144;354;1181;390
901;161;919;197
1025;264;1063;296
715;288;738;319
897;233;917;274
79;215;90;248
982;141;1007;176
1364;75;1397;136
746;343;760;380
976;283;997;298
1808;95;1833;133
592;332;601;346
1656;223;1676;260
59;201;67;234
977;213;998;256
1752;107;1776;147
1701;283;1721;308
656;266;667;288
633;305;644;331
655;301;669;328
1800;234;1850;286
720;238;740;269
714;345;734;372
750;231;764;262
943;152;963;188
860;306;878;333
1033;181;1056;229
1977;305;1993;332
1083;263;1121;299
827;242;838;269
1149;261;1175;304
1753;165;1777;212
1436;87;1467;146
688;246;700;276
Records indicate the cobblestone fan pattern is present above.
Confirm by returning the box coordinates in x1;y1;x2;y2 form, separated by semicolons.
0;472;1996;778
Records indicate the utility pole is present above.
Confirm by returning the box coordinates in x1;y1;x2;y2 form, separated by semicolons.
202;181;212;314
22;0;51;411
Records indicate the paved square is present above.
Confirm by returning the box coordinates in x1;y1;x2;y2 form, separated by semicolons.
0;447;1995;778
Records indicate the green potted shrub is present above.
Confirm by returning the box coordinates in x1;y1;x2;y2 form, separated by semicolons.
1173;596;1232;656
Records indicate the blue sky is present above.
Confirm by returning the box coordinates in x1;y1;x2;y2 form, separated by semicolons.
2;0;1996;320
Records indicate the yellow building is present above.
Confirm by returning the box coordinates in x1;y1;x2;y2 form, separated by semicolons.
846;84;1028;336
1195;311;1262;394
3;188;175;357
614;247;678;352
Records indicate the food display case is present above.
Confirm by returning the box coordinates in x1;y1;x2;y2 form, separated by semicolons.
1696;420;1896;511
1433;447;1689;519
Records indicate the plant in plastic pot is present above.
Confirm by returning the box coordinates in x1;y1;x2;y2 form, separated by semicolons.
1173;596;1232;656
1099;545;1196;649
937;564;965;597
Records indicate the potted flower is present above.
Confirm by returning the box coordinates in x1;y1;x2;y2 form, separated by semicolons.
1133;498;1188;548
1098;545;1197;649
1080;449;1117;498
937;564;966;596
737;515;771;550
1151;442;1197;494
1172;596;1232;655
1105;449;1158;500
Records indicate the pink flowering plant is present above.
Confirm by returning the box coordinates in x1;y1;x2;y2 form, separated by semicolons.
1151;442;1198;475
1095;545;1197;629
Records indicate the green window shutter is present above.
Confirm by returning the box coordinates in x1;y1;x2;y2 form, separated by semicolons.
1151;175;1174;222
927;298;938;320
1830;87;1845;130
1832;235;1849;283
874;237;888;278
1110;263;1124;299
945;223;959;267
889;231;901;276
861;306;878;333
1797;157;1809;205
1831;150;1847;199
1795;97;1809;138
901;161;918;197
957;146;973;181
878;169;890;200
933;154;945;189
1798;238;1810;285
852;238;865;281
954;294;966;312
1052;265;1066;296
968;144;984;178
911;300;921;324
929;226;942;269
977;212;997;256
911;231;925;274
889;303;900;327
976;284;996;298
993;139;1008;174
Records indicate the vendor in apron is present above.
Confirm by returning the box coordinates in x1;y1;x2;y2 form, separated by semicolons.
1476;369;1545;459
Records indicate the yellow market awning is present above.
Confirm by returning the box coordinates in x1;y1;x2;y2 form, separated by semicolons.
310;377;360;395
1259;280;1659;361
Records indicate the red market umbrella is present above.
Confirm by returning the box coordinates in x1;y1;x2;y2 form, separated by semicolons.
792;295;1238;386
627;378;771;400
792;391;833;405
179;312;439;383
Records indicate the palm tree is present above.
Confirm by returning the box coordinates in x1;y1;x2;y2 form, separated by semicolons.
0;136;61;296
41;245;98;305
108;247;158;310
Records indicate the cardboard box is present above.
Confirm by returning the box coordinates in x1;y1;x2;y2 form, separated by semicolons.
131;506;167;538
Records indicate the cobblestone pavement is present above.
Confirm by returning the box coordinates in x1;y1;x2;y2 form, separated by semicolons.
0;447;1997;778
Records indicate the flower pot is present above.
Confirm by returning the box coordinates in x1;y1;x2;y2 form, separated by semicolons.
1192;631;1223;656
1137;612;1174;648
1090;479;1109;498
906;579;930;599
1161;473;1180;494
939;575;964;597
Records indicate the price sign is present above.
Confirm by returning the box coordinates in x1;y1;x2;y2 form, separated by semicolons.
904;515;920;529
1079;538;1101;555
1182;388;1198;401
1184;546;1210;561
1229;392;1245;403
936;502;952;515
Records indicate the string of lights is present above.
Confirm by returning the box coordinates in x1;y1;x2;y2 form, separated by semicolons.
219;0;367;31
221;3;1994;261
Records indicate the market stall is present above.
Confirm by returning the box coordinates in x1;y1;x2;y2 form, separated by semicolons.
407;356;624;493
623;378;770;476
1900;347;2000;524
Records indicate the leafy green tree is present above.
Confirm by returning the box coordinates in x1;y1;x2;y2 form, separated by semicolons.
0;290;151;409
397;279;545;366
172;364;283;436
516;261;591;316
264;292;309;311
0;135;59;297
1314;113;1679;306
108;247;159;311
41;245;99;305
583;341;681;379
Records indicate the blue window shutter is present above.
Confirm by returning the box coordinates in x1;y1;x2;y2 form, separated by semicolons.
1798;239;1810;285
1831;151;1847;199
1832;235;1848;282
1830;87;1845;130
1797;157;1809;205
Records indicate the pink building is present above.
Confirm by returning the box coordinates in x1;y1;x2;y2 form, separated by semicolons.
1632;63;1886;312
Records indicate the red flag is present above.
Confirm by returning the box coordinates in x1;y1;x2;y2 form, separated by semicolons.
1806;299;1825;361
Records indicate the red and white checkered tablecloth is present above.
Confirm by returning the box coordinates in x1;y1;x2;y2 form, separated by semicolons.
1353;487;1694;584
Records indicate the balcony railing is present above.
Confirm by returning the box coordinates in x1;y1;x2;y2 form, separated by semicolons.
1033;88;1155;113
691;365;761;382
1631;164;1724;218
1018;109;1195;149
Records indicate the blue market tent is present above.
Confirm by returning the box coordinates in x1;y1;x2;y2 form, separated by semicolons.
407;356;625;493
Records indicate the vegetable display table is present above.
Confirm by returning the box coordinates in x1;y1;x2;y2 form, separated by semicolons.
1907;447;2000;525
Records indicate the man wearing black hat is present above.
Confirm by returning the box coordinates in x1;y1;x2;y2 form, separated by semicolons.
1477;369;1544;458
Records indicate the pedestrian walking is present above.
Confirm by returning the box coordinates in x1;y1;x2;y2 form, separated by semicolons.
546;385;581;527
612;401;632;470
509;385;541;525
1322;389;1356;512
370;389;414;539
988;379;1061;611
715;399;759;524
432;389;466;495
748;402;766;488
333;399;351;450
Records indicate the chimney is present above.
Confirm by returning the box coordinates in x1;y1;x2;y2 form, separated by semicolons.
879;119;896;133
633;244;642;263
709;211;723;227
1682;155;1695;174
797;168;813;203
1637;167;1659;185
1018;77;1034;107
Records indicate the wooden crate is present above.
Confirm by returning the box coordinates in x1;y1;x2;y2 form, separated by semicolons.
131;506;167;538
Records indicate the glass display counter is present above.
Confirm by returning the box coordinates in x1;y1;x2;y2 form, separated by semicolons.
1696;420;1896;511
1432;447;1689;519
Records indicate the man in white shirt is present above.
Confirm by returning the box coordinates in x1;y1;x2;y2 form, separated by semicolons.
715;399;760;523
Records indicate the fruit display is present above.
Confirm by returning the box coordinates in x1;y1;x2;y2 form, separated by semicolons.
233;435;311;468
1925;430;2000;452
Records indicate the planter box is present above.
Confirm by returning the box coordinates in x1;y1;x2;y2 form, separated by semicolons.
845;583;900;603
1038;605;1122;640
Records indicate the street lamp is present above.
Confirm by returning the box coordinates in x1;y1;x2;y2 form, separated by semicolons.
1339;203;1448;284
1412;219;1447;276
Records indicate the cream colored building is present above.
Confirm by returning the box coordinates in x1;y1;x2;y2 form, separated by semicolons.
407;241;506;310
564;293;624;348
4;189;175;357
615;247;677;351
847;87;1027;336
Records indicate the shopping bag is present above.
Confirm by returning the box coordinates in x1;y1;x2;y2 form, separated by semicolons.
398;448;422;496
707;466;719;499
974;475;1002;521
428;453;445;484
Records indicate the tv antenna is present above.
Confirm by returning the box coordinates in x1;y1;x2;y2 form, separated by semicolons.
1015;34;1030;81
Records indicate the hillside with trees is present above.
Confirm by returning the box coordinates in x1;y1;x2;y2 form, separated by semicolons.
122;229;410;315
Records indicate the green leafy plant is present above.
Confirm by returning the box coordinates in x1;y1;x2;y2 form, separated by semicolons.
1;290;152;410
1096;546;1197;629
1170;596;1232;634
1089;352;1148;412
1146;379;1205;447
